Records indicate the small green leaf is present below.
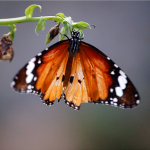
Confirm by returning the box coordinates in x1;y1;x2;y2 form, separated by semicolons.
62;17;73;32
35;16;45;35
45;32;51;45
56;13;66;19
73;22;91;30
8;24;15;41
59;24;68;41
78;30;84;39
25;4;42;18
63;17;72;26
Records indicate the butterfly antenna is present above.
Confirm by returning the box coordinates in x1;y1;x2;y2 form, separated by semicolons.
59;32;69;40
91;24;96;28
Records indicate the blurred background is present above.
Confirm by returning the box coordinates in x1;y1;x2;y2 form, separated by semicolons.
0;1;150;150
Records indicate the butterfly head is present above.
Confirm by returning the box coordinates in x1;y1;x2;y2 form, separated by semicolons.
71;30;80;39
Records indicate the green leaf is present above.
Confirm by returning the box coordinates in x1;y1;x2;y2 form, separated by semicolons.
25;4;42;18
35;16;45;35
73;21;91;30
56;13;66;19
78;30;84;39
63;17;72;25
45;32;51;45
62;17;73;32
59;24;68;41
8;24;15;41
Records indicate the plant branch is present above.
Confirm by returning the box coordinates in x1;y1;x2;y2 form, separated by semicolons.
0;16;63;25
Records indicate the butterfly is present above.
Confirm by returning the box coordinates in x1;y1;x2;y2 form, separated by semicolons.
11;30;140;110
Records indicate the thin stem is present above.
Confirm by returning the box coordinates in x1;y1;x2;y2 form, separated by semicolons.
0;16;63;25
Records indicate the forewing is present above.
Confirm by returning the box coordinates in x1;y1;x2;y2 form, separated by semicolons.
11;40;69;105
78;42;140;109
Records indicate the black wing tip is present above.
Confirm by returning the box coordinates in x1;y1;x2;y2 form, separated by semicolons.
92;98;140;109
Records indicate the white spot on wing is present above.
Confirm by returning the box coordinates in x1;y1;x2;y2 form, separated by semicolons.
26;74;34;84
27;85;32;90
113;97;118;102
38;60;41;64
29;57;36;63
118;76;127;90
119;70;127;78
34;77;37;81
110;98;113;100
136;100;140;104
114;64;118;68
113;103;118;106
26;89;32;93
110;88;113;93
11;81;15;87
38;53;42;56
111;71;115;75
75;106;79;110
26;63;35;75
25;57;36;84
110;101;114;105
115;87;123;97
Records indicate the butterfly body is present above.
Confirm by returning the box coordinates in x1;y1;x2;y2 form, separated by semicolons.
68;30;81;54
11;31;140;110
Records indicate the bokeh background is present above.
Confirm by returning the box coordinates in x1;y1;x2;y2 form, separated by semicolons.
0;1;150;150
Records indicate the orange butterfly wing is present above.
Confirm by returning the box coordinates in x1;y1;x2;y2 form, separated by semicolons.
11;34;140;110
63;41;140;110
64;53;89;109
12;40;69;105
78;42;140;108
